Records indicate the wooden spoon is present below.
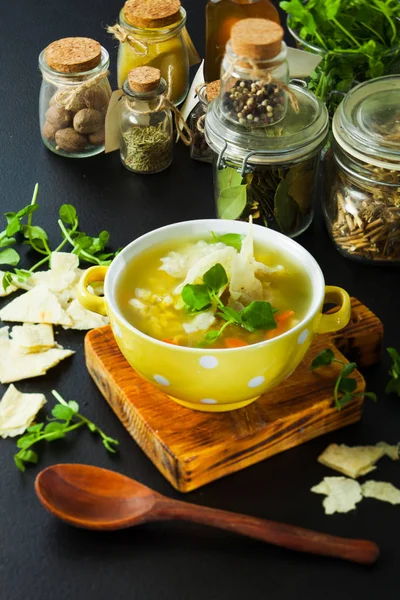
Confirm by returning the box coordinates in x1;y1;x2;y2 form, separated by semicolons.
35;464;379;565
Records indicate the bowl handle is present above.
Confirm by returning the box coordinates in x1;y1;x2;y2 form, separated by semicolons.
77;266;108;316
316;286;351;334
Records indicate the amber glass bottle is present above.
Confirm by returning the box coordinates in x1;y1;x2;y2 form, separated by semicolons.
205;0;280;82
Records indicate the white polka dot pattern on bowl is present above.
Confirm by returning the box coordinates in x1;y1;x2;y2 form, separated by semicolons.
113;321;122;338
199;356;218;369
248;375;265;388
153;374;170;386
200;398;217;405
297;329;309;345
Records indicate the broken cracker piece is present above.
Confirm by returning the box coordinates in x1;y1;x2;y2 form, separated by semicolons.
362;481;400;505
0;286;72;326
318;443;385;479
63;299;109;330
0;384;46;438
11;324;55;353
376;442;399;461
50;252;79;271
311;476;363;515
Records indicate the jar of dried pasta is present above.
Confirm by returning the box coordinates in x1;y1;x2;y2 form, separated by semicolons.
38;37;112;158
205;82;329;237
220;18;289;128
113;0;190;106
190;80;220;163
324;75;400;264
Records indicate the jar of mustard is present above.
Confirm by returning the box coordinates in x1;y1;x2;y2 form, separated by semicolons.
39;37;111;158
115;0;190;106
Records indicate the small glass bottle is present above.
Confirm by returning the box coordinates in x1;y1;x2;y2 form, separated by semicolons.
120;66;173;174
220;19;289;128
39;37;111;158
190;80;220;163
205;0;280;83
116;0;189;106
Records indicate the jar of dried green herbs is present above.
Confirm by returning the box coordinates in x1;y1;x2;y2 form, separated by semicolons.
190;80;220;163
204;82;328;237
324;76;400;264
119;66;173;174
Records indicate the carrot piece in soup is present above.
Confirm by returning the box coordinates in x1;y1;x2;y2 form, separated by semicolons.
162;338;179;345
225;338;249;348
275;310;295;323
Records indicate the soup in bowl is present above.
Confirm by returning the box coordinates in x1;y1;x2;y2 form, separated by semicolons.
78;220;350;412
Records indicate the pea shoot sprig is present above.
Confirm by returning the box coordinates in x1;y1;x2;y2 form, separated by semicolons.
0;183;119;291
311;348;377;410
14;390;119;472
181;263;278;344
386;347;400;397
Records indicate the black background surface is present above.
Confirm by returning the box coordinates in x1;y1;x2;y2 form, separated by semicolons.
1;1;399;599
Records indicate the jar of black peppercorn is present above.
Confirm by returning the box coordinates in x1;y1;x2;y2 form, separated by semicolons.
190;80;220;163
220;18;289;128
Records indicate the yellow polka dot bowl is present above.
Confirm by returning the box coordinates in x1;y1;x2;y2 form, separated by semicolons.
78;220;351;412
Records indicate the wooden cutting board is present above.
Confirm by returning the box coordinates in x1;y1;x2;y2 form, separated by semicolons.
85;298;383;493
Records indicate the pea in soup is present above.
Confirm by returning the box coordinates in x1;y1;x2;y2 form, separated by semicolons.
116;228;311;349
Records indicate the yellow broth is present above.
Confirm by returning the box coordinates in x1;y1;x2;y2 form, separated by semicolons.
115;237;312;348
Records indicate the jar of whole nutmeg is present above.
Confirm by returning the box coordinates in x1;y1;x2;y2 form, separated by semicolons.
38;37;112;157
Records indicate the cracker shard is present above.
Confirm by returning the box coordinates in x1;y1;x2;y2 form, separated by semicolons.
317;443;385;479
0;384;46;438
311;476;363;515
361;481;400;505
0;286;72;326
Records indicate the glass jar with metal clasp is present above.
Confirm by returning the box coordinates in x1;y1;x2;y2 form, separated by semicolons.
204;81;329;238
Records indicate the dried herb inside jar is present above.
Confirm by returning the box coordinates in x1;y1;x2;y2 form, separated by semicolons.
330;168;400;261
216;157;316;237
122;123;172;173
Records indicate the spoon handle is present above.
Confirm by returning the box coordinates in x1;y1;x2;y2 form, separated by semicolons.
154;498;379;565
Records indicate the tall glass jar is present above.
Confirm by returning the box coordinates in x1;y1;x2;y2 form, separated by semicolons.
190;80;220;163
119;66;173;174
39;38;111;158
205;0;280;83
323;75;400;264
220;19;289;127
116;0;189;106
205;83;329;237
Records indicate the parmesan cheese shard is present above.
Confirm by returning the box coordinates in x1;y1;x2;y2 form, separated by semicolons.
0;326;74;384
174;246;237;295
183;311;216;334
0;384;46;438
10;324;55;353
229;219;263;305
63;299;109;330
159;241;229;279
311;476;363;514
361;481;400;505
0;286;72;326
317;443;385;479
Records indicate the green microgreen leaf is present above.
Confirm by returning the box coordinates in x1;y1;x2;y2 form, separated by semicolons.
211;232;244;251
241;301;278;332
181;284;211;312
59;204;77;225
0;248;20;266
386;347;400;397
202;263;228;293
51;404;74;422
311;348;335;370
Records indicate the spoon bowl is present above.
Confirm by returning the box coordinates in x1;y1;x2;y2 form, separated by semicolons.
36;464;380;565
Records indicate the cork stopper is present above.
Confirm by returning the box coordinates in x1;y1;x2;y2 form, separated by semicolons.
205;80;220;102
128;66;161;92
44;37;102;73
123;0;181;29
231;19;284;61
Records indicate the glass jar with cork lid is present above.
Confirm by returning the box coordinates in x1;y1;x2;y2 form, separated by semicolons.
323;75;400;264
38;37;112;158
119;66;174;174
112;0;190;106
220;18;289;128
190;80;220;163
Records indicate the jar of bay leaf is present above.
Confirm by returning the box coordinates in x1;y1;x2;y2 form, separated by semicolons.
324;76;400;264
120;66;173;174
39;37;111;157
190;80;220;163
205;82;329;237
114;0;190;106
